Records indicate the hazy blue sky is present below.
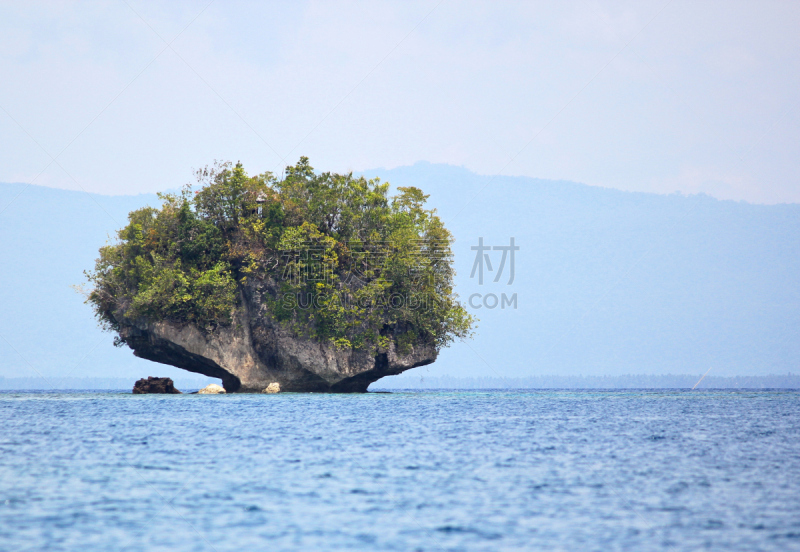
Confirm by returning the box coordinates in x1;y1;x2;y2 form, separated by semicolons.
2;1;799;203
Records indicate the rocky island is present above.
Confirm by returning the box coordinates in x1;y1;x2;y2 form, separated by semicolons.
86;158;473;392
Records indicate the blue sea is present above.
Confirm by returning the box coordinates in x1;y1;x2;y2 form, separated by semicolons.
1;389;799;551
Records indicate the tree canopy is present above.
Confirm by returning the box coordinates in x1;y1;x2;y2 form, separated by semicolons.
87;158;474;353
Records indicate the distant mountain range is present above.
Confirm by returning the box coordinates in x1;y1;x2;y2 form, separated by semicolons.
1;162;798;387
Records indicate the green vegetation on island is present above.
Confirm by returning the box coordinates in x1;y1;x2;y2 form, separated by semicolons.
87;158;474;354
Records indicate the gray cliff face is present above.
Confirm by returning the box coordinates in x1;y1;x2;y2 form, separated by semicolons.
117;278;437;392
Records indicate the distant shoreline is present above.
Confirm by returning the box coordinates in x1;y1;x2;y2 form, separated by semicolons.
371;374;800;390
1;374;798;391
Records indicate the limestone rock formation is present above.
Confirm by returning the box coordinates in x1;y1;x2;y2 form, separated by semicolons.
117;279;437;393
132;376;181;394
263;382;280;394
87;161;473;394
197;383;226;394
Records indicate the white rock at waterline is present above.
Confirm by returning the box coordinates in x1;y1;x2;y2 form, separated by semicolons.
197;384;226;394
263;382;280;394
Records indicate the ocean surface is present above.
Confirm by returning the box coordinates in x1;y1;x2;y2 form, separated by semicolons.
1;389;799;551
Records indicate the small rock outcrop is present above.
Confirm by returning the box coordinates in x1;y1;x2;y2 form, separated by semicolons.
132;376;181;394
197;383;226;394
263;382;280;394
